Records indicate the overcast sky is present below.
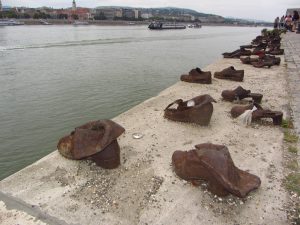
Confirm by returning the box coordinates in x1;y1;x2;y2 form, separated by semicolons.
2;0;299;21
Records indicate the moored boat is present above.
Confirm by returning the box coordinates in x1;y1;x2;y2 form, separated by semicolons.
0;19;24;26
148;22;186;30
39;19;52;25
73;21;89;26
188;23;202;28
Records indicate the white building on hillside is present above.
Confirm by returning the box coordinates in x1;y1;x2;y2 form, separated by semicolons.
72;0;76;11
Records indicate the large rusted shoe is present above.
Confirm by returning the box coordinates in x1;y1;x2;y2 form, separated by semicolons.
266;48;284;55
214;66;244;82
251;59;274;68
222;48;251;58
231;103;283;125
240;44;253;49
240;56;259;65
265;55;281;65
180;68;212;84
57;120;125;169
252;48;266;55
164;95;216;126
172;143;261;198
252;53;280;65
222;86;263;103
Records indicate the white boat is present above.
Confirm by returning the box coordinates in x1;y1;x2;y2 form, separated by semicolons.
39;19;52;25
148;22;186;30
0;19;24;26
73;21;89;26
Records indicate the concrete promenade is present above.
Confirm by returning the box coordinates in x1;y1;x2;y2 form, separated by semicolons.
282;32;300;135
0;35;296;225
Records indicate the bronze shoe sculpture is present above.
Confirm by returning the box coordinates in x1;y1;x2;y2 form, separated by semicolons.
251;58;274;68
222;86;263;103
240;44;253;49
265;55;281;65
57;119;125;169
231;103;283;125
240;52;281;67
172;143;261;198
222;48;251;58
214;66;244;82
240;56;259;65
266;48;284;55
180;68;212;84
164;95;216;126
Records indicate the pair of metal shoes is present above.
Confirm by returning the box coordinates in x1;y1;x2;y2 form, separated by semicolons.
222;86;283;125
222;48;252;58
240;55;281;68
181;66;244;83
231;102;283;126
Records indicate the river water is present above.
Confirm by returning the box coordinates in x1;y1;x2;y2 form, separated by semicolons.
0;25;262;180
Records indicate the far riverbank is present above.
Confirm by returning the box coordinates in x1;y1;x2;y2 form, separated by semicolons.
11;18;272;27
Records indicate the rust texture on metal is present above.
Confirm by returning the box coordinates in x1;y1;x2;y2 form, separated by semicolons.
180;67;212;84
57;120;125;160
222;86;263;103
230;103;283;125
214;66;244;81
164;94;216;126
172;143;261;198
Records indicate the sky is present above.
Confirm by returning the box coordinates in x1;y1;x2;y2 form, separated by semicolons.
2;0;299;22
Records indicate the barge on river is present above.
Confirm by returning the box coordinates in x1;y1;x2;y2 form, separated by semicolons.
148;22;186;30
0;19;24;26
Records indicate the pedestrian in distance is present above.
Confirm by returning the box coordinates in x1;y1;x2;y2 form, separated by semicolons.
274;17;279;29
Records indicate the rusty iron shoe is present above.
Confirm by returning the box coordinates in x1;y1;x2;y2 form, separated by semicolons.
231;103;283;125
180;67;212;84
251;58;274;68
172;143;261;198
222;48;251;58
164;95;216;126
265;55;281;65
266;48;284;55
222;86;263;103
240;56;259;65
240;44;253;49
214;66;244;82
57;119;125;169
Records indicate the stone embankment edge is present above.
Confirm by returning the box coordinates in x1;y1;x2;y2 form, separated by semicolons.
0;53;290;224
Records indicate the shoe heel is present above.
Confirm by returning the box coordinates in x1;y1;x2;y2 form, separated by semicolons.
272;114;283;125
91;140;120;169
251;95;263;104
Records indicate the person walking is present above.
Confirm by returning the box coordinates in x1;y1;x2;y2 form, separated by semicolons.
280;15;285;28
274;17;279;29
285;15;293;31
292;10;299;32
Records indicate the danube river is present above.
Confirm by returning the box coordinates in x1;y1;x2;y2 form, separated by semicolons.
0;25;262;180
